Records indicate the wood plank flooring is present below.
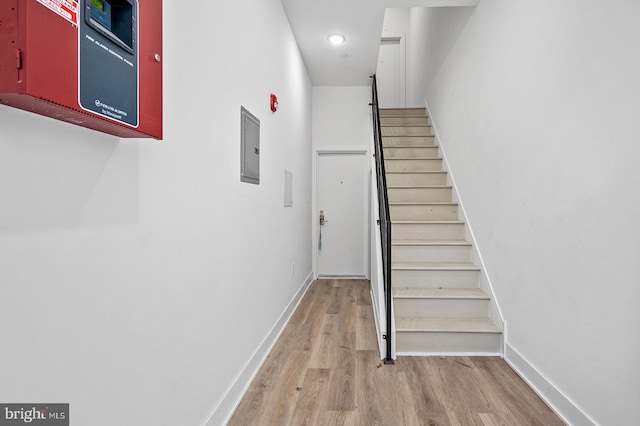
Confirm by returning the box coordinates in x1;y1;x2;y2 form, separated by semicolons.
228;279;564;426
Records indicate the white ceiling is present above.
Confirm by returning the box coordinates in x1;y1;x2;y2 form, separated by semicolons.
281;0;479;86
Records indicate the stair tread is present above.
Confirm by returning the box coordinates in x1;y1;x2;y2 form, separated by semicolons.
383;145;437;149
386;171;446;174
388;185;451;189
380;115;428;119
382;134;435;139
393;288;489;299
380;108;425;110
381;124;430;127
383;134;434;137
392;261;481;271
387;183;453;189
380;111;427;113
381;118;430;121
392;239;471;246
390;201;458;205
385;150;439;153
383;124;432;127
393;220;465;224
396;317;501;334
384;145;438;148
386;157;442;160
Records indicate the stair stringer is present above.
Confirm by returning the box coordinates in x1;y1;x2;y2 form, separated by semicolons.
424;100;505;355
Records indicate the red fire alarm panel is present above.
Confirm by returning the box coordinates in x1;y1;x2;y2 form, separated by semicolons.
0;0;162;139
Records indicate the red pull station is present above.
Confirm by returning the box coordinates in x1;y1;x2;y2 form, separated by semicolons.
270;93;279;112
15;49;22;70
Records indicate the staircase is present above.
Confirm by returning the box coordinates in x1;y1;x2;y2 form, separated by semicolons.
380;108;502;355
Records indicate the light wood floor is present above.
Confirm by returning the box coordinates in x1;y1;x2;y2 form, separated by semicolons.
228;279;564;426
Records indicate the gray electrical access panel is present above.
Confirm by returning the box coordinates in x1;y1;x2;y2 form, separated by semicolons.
241;107;260;184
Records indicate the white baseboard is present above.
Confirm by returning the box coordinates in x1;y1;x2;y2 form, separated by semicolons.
505;343;596;426
397;351;502;357
203;271;314;426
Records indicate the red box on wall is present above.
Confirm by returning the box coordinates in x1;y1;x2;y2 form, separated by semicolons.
0;0;162;139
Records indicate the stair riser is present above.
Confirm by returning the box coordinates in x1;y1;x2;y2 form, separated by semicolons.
390;204;458;221
396;332;501;354
386;159;442;172
394;299;489;318
380;108;426;116
383;147;439;158
392;269;480;288
392;245;472;262
381;117;430;126
382;126;432;137
388;187;452;203
386;173;447;186
383;136;435;147
392;223;465;241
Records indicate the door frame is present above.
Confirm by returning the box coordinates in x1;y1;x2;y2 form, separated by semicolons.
377;35;406;108
313;149;370;279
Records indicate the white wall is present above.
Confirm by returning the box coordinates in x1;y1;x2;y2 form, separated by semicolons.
311;86;372;277
381;8;410;36
422;1;640;425
369;166;386;359
376;7;474;107
312;86;372;152
379;9;409;109
407;7;474;106
0;1;312;425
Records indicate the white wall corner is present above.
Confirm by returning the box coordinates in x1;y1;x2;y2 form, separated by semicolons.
502;320;507;360
204;271;314;426
505;344;598;426
370;166;385;359
369;286;383;359
424;98;505;333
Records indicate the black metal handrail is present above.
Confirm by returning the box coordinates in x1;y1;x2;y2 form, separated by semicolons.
370;75;394;365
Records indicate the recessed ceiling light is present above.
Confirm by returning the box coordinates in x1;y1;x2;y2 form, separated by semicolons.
328;34;345;45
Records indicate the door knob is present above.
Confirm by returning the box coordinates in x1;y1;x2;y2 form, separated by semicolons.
319;210;327;226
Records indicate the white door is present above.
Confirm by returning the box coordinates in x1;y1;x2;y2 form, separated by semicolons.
376;37;405;108
317;152;368;277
